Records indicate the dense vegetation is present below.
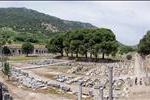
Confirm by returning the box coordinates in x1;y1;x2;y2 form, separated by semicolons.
138;31;150;56
0;7;136;59
0;8;96;35
22;42;34;56
2;62;11;79
0;27;47;44
47;28;119;60
118;43;136;55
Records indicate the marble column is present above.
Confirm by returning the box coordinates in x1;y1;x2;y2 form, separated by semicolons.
108;66;113;100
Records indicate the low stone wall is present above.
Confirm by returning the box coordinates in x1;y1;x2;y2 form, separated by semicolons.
11;68;71;92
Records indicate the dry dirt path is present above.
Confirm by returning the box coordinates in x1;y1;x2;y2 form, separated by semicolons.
119;85;150;100
0;72;73;100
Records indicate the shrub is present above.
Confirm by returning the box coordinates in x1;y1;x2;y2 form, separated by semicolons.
2;62;11;79
126;54;132;60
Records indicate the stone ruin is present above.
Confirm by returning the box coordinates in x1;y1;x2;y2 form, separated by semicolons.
0;82;13;100
67;61;134;77
27;59;60;65
54;61;131;97
9;53;150;99
10;68;71;92
54;58;150;98
10;67;131;99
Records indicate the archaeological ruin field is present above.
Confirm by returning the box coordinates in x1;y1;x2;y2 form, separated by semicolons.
0;52;149;100
1;3;150;100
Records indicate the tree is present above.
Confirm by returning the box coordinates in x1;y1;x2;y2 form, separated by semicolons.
63;40;70;56
100;41;118;59
69;30;84;58
70;40;82;58
2;46;11;56
138;31;150;81
126;54;132;60
47;28;118;60
93;44;100;60
119;45;135;55
63;32;71;57
22;42;34;56
138;31;150;56
47;35;64;56
88;28;118;59
7;39;12;44
98;28;118;59
0;39;6;68
0;39;6;56
2;62;11;80
79;45;87;58
88;38;95;58
79;33;91;58
0;39;6;46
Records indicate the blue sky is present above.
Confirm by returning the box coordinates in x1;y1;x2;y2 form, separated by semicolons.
0;1;150;46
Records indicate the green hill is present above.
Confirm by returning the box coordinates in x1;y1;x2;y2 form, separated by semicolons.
0;7;96;35
0;7;135;50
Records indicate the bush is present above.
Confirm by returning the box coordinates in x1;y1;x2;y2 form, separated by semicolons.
2;46;11;56
2;62;11;79
126;55;132;60
7;40;12;44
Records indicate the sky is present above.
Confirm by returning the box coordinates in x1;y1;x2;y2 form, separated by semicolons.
0;1;150;46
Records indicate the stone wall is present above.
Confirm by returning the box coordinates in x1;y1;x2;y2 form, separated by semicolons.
11;68;71;92
9;48;48;56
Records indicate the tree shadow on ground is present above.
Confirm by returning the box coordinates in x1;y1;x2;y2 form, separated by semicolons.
54;56;121;63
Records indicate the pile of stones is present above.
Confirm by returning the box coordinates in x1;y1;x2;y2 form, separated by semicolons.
11;68;46;89
67;61;134;77
54;60;137;98
55;74;131;98
55;75;74;82
55;74;127;90
11;68;71;92
10;68;139;99
85;61;134;77
67;65;83;74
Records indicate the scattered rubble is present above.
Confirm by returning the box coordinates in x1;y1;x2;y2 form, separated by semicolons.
28;59;63;66
0;82;13;100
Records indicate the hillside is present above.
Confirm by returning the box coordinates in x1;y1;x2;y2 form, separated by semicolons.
0;7;135;49
0;7;96;35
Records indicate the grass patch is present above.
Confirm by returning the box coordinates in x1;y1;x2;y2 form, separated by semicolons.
8;55;44;61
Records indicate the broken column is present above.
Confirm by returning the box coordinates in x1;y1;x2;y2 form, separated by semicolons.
99;85;104;100
78;81;82;100
108;66;113;100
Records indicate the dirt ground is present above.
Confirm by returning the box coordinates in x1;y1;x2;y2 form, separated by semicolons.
3;55;150;100
27;63;150;100
120;86;150;100
0;72;76;100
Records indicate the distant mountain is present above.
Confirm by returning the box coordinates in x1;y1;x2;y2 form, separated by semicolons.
0;7;96;35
